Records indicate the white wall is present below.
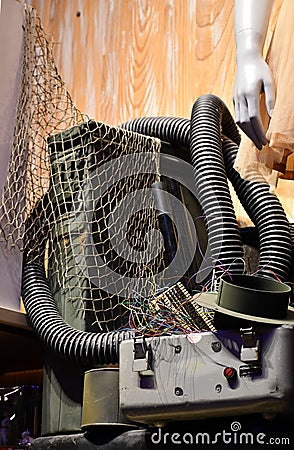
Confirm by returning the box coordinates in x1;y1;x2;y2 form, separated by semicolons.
0;0;24;311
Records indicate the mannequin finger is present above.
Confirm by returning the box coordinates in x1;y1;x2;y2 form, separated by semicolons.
234;104;241;124
246;94;267;147
237;120;263;150
264;81;275;117
250;116;267;147
247;93;261;123
238;96;250;125
232;94;240;123
236;97;263;148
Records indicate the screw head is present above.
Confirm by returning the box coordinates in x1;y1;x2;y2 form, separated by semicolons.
224;367;237;380
174;387;184;396
211;341;222;352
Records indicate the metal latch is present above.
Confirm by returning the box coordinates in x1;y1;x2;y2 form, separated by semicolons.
240;327;260;362
132;336;153;376
239;363;262;377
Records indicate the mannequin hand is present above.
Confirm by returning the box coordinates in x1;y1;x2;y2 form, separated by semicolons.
233;53;275;149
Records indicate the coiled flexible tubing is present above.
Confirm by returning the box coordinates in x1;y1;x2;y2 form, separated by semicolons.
21;94;292;368
121;94;292;282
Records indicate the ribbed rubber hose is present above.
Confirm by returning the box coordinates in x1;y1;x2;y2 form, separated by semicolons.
189;95;244;276
221;136;292;280
22;260;134;366
122;94;292;281
21;94;292;367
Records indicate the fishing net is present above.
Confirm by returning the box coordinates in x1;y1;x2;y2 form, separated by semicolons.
0;5;84;250
0;5;167;332
0;3;211;335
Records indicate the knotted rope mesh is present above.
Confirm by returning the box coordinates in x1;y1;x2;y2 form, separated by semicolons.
0;5;84;249
0;5;167;332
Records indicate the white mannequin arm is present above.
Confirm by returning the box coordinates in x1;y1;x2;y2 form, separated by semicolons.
233;0;275;149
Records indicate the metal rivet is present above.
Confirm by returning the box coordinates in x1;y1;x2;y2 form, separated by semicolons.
174;387;183;396
211;342;222;352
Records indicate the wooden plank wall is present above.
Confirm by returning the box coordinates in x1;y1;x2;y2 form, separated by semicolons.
28;0;291;223
28;0;236;124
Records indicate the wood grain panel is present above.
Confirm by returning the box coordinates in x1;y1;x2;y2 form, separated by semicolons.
28;0;236;124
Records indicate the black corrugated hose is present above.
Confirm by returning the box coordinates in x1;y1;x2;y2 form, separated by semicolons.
22;259;134;366
221;136;292;280
122;94;292;282
21;94;292;368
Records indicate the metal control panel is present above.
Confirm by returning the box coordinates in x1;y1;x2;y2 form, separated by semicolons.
119;326;294;425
